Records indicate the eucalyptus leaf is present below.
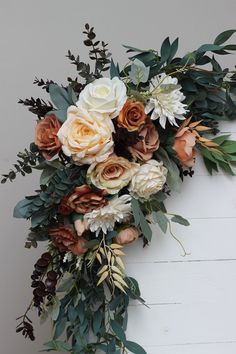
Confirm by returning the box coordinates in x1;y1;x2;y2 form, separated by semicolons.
125;340;147;354
152;210;168;233
129;59;150;85
171;215;190;226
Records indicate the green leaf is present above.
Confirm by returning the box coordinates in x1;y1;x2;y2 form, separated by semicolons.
57;275;74;292
171;215;190;226
152;211;168;233
156;147;182;192
13;199;32;218
131;198;141;226
129;59;150;85
110;58;120;78
92;310;103;335
47;109;67;123
110;320;126;343
160;37;171;64
140;213;152;241
43;340;71;352
212;135;231;145
196;44;223;53
49;84;71;110
167;38;179;63
214;29;236;45
53;317;67;339
40;166;58;185
125;340;147;354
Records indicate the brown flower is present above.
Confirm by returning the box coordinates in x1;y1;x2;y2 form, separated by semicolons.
48;226;88;256
117;99;147;131
35;115;61;160
173;125;196;167
58;196;74;216
129;120;160;161
67;185;107;214
114;227;139;245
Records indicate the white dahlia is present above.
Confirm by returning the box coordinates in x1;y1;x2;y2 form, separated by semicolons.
145;73;187;128
84;195;132;235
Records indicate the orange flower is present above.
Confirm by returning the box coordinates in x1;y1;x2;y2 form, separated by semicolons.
117;99;147;131
48;226;87;256
114;227;139;245
173;125;196;167
129;120;160;161
35;115;62;160
67;185;107;214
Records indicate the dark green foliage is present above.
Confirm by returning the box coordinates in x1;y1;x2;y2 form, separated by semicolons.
1;144;42;183
14;165;87;228
18;97;53;118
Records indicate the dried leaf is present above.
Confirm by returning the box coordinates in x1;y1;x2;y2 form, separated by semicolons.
110;243;123;249
111;265;122;275
113;249;126;256
112;273;129;288
97;271;109;286
116;257;125;270
189;120;202;128
96;253;102;264
114;281;127;294
97;265;108;276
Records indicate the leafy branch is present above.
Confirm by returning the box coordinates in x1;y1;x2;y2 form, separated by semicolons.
18;97;53;118
1;144;43;184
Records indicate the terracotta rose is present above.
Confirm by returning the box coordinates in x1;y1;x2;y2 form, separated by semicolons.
58;196;74;216
67;185;107;214
117;99;147;131
35;115;62;160
115;227;139;245
129;120;160;161
173;126;196;167
48;226;87;256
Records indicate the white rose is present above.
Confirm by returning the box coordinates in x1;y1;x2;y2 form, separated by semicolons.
129;160;167;199
76;77;127;118
57;105;114;165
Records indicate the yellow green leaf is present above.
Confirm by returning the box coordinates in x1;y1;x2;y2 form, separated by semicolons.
97;271;109;286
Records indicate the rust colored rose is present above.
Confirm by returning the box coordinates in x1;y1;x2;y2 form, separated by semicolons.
115;227;139;245
48;226;87;256
35;115;61;160
117;99;147;131
67;185;107;214
173;126;196;167
58;196;74;216
129;120;160;161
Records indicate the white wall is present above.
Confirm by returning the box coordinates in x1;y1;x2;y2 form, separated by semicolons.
0;1;236;353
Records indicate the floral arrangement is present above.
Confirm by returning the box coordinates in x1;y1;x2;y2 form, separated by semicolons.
2;25;236;354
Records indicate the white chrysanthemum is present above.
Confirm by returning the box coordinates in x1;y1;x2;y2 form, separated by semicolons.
145;73;187;128
84;195;132;235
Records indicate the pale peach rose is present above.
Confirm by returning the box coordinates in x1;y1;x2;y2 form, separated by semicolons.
67;185;107;214
35;115;61;160
87;155;139;195
48;226;87;256
117;100;147;131
173;126;196;167
129;120;160;161
115;227;139;245
74;219;88;237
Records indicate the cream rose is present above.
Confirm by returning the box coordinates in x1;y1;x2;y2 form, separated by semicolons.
87;155;139;195
129;160;167;199
76;77;127;118
57;106;114;164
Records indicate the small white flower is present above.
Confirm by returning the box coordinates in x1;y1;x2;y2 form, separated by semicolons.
76;256;83;269
84;195;132;235
145;73;187;128
76;77;127;119
63;252;73;263
129;160;167;200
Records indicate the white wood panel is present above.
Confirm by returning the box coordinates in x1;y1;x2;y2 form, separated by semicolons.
127;260;236;305
143;342;236;354
125;218;236;262
126;302;236;346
